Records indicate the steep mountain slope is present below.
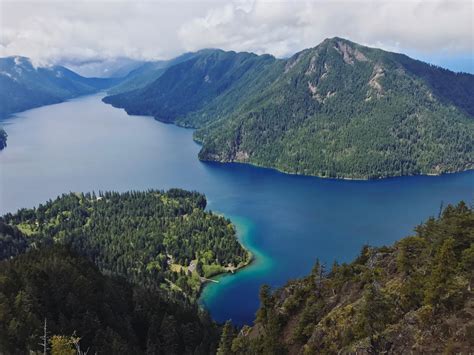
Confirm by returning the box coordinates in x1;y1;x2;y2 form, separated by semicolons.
222;202;474;354
0;246;220;354
104;38;474;179
0;56;119;118
106;52;199;95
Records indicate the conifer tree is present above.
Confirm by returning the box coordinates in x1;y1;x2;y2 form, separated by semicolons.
217;320;235;355
425;237;458;310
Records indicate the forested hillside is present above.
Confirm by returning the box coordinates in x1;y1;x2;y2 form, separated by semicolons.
1;189;250;300
0;220;29;259
221;202;474;354
0;56;119;118
103;49;276;123
0;246;220;354
104;38;474;179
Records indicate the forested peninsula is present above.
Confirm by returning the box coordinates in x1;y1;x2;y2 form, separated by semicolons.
1;190;251;299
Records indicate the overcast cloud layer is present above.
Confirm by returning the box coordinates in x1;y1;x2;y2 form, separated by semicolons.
0;0;472;69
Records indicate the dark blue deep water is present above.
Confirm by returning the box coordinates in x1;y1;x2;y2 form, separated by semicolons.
1;94;473;325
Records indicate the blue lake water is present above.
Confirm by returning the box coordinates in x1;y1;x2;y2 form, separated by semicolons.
1;93;473;325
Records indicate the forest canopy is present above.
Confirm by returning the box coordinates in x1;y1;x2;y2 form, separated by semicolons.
1;189;250;300
0;246;220;354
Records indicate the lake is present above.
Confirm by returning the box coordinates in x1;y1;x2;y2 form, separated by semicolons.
1;93;473;325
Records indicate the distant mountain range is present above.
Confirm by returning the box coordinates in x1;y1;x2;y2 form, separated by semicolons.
62;57;146;78
0;56;120;118
0;54;200;121
106;52;199;95
104;38;474;179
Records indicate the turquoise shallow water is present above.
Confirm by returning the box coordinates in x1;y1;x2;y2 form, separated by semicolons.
1;93;473;325
199;216;273;315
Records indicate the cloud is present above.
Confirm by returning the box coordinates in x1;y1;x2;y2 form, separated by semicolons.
179;0;473;57
0;0;472;67
0;0;216;65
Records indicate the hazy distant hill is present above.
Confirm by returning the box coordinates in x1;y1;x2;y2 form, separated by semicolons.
104;49;276;120
63;57;146;78
106;52;199;95
0;56;119;118
104;38;474;179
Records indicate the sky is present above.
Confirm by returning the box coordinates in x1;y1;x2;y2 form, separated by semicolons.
0;0;473;73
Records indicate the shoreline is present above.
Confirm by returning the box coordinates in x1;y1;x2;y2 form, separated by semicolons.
197;224;255;292
102;98;474;183
197;216;260;309
197;214;275;325
198;249;254;288
197;154;474;182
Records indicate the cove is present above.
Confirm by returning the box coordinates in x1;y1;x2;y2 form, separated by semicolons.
1;93;473;325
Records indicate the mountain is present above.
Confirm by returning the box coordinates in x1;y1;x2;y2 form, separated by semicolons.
0;56;120;118
106;52;199;95
0;245;220;354
104;38;474;179
221;202;474;354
